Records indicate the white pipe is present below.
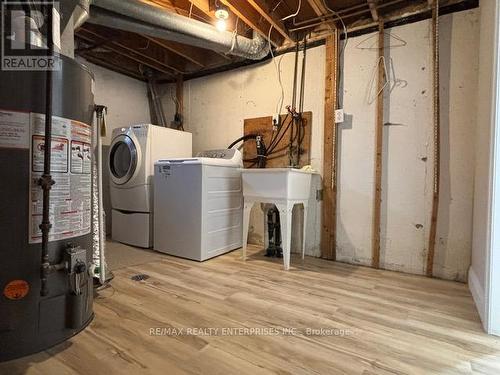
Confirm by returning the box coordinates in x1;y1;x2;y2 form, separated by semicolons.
97;111;106;284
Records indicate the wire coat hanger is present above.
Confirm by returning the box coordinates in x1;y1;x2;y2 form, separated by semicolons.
355;32;407;50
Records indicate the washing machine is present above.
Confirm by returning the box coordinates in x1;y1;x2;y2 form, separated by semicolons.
154;149;243;261
109;124;192;247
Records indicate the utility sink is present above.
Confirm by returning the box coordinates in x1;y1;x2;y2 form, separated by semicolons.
241;168;318;270
241;168;315;201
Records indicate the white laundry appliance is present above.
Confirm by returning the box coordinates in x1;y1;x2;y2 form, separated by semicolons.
154;149;243;261
109;124;192;248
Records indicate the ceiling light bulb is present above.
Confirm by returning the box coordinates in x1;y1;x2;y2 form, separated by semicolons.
216;19;226;31
215;6;229;20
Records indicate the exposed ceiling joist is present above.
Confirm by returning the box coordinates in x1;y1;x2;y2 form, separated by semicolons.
184;0;211;14
367;0;379;22
76;43;146;80
145;36;206;68
78;28;179;77
76;0;476;81
306;0;337;30
245;0;293;42
220;0;285;47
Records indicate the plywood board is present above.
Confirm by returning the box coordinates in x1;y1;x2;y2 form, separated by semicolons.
242;112;312;168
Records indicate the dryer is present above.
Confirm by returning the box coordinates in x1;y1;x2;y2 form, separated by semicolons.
154;149;243;261
109;124;192;248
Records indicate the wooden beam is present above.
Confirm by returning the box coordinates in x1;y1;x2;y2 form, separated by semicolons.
77;48;145;80
79;27;184;75
145;37;205;68
186;0;211;15
220;0;285;47
372;20;384;269
306;0;336;31
77;30;176;78
246;0;292;42
427;0;440;277
367;0;379;22
321;31;338;261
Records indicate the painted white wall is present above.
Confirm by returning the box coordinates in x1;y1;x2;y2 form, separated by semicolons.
491;10;500;334
469;0;500;334
79;59;151;146
337;10;479;280
161;10;479;281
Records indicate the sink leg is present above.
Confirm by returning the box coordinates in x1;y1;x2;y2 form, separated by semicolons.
263;204;270;251
242;201;253;261
302;203;308;260
277;202;293;271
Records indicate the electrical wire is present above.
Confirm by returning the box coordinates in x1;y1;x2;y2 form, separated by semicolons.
226;17;240;55
267;117;294;154
269;113;290;147
281;0;302;21
268;25;285;116
272;0;283;12
268;115;291;150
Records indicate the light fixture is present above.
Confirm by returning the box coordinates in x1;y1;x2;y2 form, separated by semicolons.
216;19;227;31
215;3;229;31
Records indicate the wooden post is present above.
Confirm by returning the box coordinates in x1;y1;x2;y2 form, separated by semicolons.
427;1;440;277
321;31;338;260
372;20;385;269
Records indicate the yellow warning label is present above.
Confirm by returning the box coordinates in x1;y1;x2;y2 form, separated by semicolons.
3;280;30;300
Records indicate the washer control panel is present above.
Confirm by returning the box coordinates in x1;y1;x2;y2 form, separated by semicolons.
197;149;238;160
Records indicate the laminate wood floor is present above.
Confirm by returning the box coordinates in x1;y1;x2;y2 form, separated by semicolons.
1;243;500;375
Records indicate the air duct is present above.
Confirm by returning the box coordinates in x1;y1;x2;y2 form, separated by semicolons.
73;0;91;29
88;0;269;60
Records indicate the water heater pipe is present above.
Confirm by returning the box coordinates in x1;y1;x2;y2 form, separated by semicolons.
39;4;55;297
88;0;268;60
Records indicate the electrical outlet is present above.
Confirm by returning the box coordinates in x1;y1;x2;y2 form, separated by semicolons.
272;114;280;128
335;109;344;124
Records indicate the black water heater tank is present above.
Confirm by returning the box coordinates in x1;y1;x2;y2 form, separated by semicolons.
0;54;95;362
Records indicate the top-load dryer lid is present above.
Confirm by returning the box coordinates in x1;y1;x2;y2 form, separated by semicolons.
156;149;243;167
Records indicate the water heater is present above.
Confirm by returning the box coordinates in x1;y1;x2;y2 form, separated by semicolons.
0;54;95;361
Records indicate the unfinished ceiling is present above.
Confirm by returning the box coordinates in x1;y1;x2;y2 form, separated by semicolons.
75;0;477;81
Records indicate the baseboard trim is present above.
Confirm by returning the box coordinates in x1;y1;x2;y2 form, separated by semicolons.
469;267;487;329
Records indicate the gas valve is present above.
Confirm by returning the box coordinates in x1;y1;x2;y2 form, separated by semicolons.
65;245;87;274
74;261;87;274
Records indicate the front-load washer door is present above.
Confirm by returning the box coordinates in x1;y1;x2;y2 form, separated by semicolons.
109;134;138;186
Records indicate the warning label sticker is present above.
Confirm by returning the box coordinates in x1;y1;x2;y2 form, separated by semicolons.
70;141;91;174
29;113;92;244
0;110;30;149
32;135;69;173
3;280;30;300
